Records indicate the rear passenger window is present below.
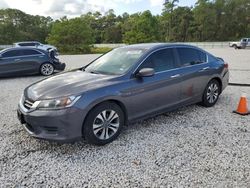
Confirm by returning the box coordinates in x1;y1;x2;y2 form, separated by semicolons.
198;51;207;62
176;48;206;66
22;49;41;55
141;49;176;72
2;50;22;57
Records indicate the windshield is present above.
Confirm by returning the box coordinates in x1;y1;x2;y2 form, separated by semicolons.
85;48;147;75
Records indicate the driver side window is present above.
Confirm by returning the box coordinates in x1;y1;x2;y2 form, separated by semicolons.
140;48;176;73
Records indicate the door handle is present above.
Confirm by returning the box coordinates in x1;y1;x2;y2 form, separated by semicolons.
199;67;210;72
14;59;21;61
171;74;180;78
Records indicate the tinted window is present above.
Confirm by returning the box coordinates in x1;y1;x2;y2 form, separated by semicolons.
22;49;41;55
198;51;207;62
141;49;176;72
176;48;205;66
2;50;22;57
207;54;218;62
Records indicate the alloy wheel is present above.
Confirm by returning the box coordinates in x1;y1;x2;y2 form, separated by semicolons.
93;110;120;140
206;83;219;104
41;63;54;76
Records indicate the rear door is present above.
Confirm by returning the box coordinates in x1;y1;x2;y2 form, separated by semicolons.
19;49;44;73
175;47;210;103
125;48;182;120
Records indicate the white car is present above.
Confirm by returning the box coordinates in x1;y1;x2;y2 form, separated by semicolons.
229;38;250;49
14;41;58;55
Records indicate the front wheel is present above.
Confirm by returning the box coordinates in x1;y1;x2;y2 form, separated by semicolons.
201;79;221;107
40;63;54;76
83;102;124;145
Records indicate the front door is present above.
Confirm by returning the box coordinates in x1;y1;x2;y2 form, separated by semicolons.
124;48;181;120
0;49;23;76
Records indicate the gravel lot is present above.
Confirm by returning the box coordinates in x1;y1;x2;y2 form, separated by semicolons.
0;48;250;187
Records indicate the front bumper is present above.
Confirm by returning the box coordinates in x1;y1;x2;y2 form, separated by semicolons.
17;105;86;142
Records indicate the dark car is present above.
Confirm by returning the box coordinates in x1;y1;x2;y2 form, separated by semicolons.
17;43;229;145
0;47;65;77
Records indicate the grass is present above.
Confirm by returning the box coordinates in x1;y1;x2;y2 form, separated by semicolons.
0;47;113;55
59;47;113;55
90;47;113;54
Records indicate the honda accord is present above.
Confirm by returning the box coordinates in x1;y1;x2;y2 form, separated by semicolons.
17;43;229;145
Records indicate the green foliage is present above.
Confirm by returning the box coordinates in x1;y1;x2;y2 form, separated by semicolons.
123;11;160;44
0;0;250;53
0;8;52;44
90;47;112;54
47;17;94;53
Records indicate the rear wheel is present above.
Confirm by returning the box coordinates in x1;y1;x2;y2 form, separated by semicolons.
201;79;221;107
40;63;54;76
83;102;124;145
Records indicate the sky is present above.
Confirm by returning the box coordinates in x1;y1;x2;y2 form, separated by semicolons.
0;0;197;19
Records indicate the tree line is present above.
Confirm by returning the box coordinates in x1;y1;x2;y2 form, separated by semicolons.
0;0;249;53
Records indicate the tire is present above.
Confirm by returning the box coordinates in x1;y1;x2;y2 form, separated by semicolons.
201;79;221;107
233;44;238;49
40;63;54;76
83;102;124;145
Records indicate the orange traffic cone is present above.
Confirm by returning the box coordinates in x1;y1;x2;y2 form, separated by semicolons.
233;93;250;115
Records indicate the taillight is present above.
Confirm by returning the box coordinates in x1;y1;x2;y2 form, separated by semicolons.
224;63;228;69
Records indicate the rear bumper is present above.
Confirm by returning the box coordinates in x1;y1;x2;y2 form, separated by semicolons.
222;70;229;91
17;105;87;143
54;62;66;71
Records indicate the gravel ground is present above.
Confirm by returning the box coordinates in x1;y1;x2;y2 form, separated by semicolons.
0;48;250;187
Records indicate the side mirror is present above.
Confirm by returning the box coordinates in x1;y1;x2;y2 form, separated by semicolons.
136;68;155;77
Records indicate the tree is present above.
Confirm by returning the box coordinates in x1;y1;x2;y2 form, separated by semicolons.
102;9;123;43
123;11;160;44
47;17;93;53
192;0;217;41
0;9;52;44
161;0;179;41
170;7;193;41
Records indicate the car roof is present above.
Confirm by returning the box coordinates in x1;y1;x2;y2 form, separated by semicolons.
1;47;47;53
120;43;201;51
14;41;40;44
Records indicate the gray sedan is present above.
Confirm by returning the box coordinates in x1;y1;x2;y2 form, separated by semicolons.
0;47;65;77
17;43;229;145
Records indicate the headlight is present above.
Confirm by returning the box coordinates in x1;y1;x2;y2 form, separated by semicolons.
36;96;81;110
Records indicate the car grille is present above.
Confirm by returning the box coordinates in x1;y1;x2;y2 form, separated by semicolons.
23;99;34;110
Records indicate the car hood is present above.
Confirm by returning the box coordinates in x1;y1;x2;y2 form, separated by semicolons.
26;71;116;101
